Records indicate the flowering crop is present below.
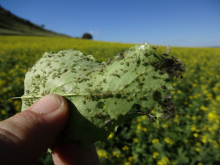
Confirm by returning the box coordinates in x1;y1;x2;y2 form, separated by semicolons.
0;36;220;164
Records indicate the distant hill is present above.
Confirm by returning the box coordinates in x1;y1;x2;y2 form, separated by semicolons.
0;6;71;37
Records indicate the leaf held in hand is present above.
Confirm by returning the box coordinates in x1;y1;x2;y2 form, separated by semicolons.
18;43;185;149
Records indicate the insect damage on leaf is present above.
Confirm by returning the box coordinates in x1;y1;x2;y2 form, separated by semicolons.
16;43;185;150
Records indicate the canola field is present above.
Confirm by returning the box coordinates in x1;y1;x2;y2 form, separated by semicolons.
0;36;220;165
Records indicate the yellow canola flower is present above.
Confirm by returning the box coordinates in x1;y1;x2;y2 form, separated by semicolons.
172;83;177;86
195;148;200;152
133;138;139;143
137;124;142;130
153;152;159;159
164;137;174;145
186;115;190;119
200;105;208;111
216;95;220;102
152;139;159;143
203;90;209;94
136;117;142;122
193;133;199;138
128;156;135;162
112;151;122;158
122;145;129;151
108;133;114;139
196;142;201;146
200;135;207;143
1;110;6;115
112;151;118;156
177;90;182;93
157;156;169;165
191;125;197;131
124;162;131;165
208;112;218;121
191;116;196;120
200;77;204;80
162;123;168;128
193;95;198;99
192;84;197;87
97;149;108;159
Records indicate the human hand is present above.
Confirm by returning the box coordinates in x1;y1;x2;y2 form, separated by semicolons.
0;94;100;165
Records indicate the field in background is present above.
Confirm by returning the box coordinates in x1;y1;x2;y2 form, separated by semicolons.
0;36;220;165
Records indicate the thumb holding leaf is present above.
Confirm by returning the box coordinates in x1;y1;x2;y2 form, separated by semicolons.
0;94;100;165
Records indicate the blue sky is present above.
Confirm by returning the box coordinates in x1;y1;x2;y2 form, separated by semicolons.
1;0;220;47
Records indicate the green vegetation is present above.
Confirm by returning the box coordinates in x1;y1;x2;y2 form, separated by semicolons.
0;6;70;37
0;36;220;165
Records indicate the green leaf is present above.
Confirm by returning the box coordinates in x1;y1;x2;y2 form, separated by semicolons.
18;43;185;150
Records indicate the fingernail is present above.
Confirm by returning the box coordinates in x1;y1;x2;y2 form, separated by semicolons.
33;94;61;114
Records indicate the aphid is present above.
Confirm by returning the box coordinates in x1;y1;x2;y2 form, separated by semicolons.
86;71;93;76
153;53;158;58
102;91;113;98
104;119;113;125
165;112;175;120
114;53;124;61
78;78;89;83
166;94;172;99
163;45;171;56
152;46;158;50
100;68;104;72
114;93;121;98
136;81;143;85
152;90;157;95
158;61;165;68
139;96;147;100
126;61;130;66
159;71;165;74
163;53;169;56
127;97;133;102
150;61;156;65
143;61;148;66
136;59;140;64
107;57;111;65
87;83;93;87
160;84;166;89
151;76;157;79
93;113;100;118
164;78;170;81
111;73;120;78
119;53;124;59
166;45;170;54
171;56;182;63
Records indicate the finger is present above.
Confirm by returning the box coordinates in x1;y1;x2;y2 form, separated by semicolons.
0;94;69;165
52;143;100;165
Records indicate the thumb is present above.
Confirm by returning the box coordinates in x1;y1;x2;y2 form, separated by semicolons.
0;94;69;165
